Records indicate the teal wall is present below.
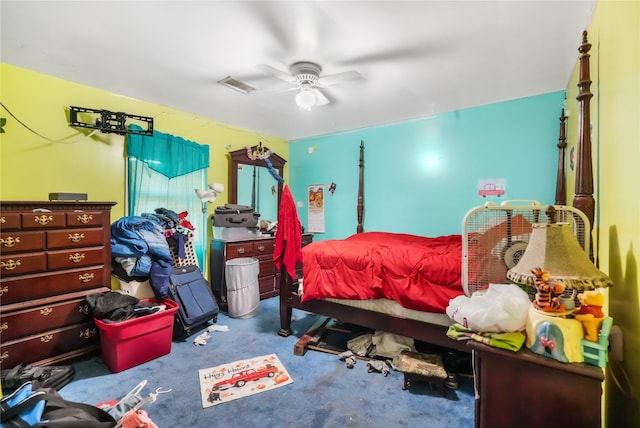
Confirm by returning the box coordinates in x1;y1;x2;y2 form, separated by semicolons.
289;91;565;241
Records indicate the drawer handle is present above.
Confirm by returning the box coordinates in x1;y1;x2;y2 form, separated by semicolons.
0;351;8;362
78;273;94;283
1;322;8;333
40;334;54;343
0;286;8;297
238;248;245;254
40;307;53;316
69;252;85;263
80;327;97;339
1;259;21;271
1;216;5;224
257;245;265;252
0;236;21;248
68;233;85;243
79;304;89;315
34;215;53;226
76;214;93;224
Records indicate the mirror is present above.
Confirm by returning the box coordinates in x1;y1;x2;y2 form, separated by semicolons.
228;145;286;224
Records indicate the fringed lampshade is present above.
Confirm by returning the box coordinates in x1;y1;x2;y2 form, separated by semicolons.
506;222;613;290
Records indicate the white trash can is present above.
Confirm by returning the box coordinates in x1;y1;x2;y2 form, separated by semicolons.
225;257;260;319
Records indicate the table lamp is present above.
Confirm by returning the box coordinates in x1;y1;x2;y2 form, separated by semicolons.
506;206;613;363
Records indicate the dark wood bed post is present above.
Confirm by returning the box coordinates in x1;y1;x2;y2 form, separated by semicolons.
356;140;364;233
572;31;595;261
555;108;567;205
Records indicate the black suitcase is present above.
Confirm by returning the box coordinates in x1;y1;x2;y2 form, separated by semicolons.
213;204;260;228
167;265;219;340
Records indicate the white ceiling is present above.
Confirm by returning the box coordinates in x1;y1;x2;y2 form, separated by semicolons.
0;1;595;141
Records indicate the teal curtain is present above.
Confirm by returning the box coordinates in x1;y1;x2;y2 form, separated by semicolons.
126;125;210;268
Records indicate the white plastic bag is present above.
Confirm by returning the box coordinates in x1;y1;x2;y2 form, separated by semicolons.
446;283;531;332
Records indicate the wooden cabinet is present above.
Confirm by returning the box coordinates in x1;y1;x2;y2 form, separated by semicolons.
471;342;604;428
209;233;313;311
0;201;115;368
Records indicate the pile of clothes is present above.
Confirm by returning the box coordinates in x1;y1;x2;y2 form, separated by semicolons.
111;208;195;300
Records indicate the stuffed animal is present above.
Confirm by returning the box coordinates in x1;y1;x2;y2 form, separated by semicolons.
531;267;566;313
574;290;605;341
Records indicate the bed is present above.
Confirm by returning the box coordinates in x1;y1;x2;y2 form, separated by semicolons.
277;31;596;356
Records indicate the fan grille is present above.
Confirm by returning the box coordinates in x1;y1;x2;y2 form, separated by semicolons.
462;202;588;296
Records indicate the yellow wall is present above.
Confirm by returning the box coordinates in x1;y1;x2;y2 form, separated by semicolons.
565;1;640;426
0;63;289;222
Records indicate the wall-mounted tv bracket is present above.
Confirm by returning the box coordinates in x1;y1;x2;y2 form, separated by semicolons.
69;106;153;135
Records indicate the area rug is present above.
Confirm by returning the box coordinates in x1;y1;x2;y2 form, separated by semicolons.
198;353;293;408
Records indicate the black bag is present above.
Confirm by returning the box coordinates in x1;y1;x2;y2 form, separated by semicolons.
0;382;116;428
167;265;219;340
213;204;260;228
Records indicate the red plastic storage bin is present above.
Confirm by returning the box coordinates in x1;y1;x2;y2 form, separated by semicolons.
94;298;179;373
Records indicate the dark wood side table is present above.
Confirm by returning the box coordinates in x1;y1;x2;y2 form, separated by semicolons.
470;341;604;428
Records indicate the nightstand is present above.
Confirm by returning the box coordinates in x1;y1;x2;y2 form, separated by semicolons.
470;341;604;428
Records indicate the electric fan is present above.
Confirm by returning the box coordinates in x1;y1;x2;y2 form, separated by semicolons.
462;201;589;296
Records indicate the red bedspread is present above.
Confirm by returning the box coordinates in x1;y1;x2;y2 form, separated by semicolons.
301;232;464;313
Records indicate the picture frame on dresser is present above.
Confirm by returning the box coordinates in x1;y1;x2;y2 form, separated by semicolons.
0;201;116;368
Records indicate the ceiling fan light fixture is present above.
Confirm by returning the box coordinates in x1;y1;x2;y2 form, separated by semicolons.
296;87;316;110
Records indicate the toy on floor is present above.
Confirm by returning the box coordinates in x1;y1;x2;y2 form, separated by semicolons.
531;267;566;313
338;350;357;369
366;360;391;376
574;290;606;341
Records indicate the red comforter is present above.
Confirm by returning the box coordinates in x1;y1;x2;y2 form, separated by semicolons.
301;232;464;313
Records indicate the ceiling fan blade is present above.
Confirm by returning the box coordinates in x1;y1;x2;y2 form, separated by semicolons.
318;70;364;87
313;88;331;106
257;64;296;84
337;42;450;67
241;2;293;53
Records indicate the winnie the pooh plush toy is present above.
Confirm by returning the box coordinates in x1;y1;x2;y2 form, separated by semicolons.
574;290;605;341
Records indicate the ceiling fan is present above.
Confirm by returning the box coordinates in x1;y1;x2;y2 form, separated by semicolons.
257;61;364;110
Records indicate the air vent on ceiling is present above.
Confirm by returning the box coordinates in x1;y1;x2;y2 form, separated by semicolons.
218;76;255;94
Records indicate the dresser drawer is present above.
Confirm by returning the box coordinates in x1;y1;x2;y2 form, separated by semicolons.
226;242;254;259
47;227;105;249
0;213;22;231
66;211;107;227
253;239;275;256
0;266;106;305
0;231;46;254
258;276;277;299
0;298;91;342
257;258;275;278
0;322;99;369
21;212;66;229
47;246;105;270
0;252;47;277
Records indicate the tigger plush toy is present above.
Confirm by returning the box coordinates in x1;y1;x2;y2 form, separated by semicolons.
531;267;566;313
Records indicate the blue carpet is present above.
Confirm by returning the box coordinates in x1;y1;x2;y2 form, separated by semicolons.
61;297;475;427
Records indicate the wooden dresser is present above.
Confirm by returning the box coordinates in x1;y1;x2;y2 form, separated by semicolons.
0;201;116;368
209;233;313;311
470;341;604;428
